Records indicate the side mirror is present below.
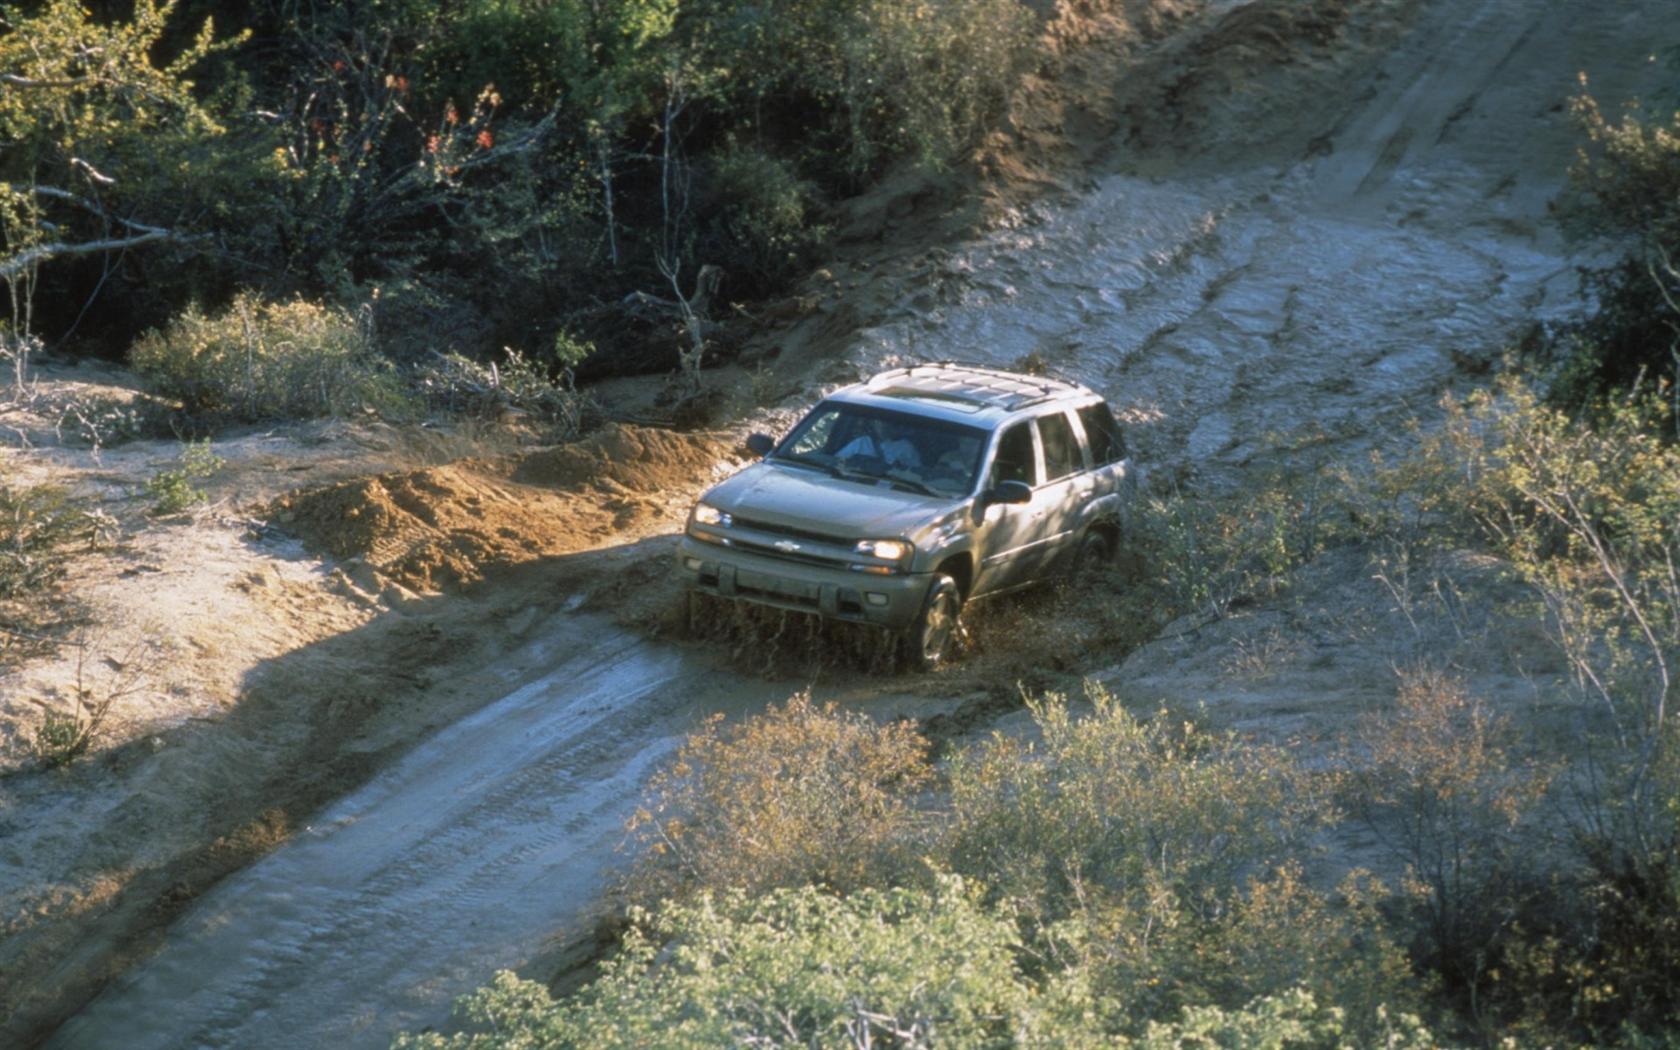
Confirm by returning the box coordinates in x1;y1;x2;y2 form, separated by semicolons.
983;480;1032;505
744;433;775;457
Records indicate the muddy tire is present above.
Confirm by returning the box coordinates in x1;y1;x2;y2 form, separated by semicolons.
1071;528;1113;579
902;574;962;672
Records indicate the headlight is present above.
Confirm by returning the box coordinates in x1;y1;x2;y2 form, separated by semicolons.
692;503;731;528
854;539;911;561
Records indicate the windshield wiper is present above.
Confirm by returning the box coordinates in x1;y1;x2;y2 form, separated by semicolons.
844;467;938;496
881;471;938;496
775;454;842;478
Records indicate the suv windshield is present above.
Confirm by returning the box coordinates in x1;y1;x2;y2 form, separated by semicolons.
773;402;987;498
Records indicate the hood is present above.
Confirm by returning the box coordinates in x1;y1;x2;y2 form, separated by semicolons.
702;461;959;541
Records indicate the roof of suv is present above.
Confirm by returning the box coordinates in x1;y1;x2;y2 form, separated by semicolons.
829;363;1097;428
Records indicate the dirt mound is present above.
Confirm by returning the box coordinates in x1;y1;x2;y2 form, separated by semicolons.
511;423;728;492
273;424;734;591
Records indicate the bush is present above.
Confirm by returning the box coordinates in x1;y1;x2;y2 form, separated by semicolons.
412;347;591;437
1344;669;1549;1009
399;880;1436;1050
131;293;413;422
705;145;829;291
1124;470;1345;624
0;485;103;601
838;0;1034;175
939;685;1366;1028
144;439;225;515
1552;85;1680;407
1355;382;1680;1041
623;691;932;905
395;878;1075;1050
944;685;1321;924
14;638;148;769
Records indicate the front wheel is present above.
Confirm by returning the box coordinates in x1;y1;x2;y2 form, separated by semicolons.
1070;528;1113;580
901;574;962;672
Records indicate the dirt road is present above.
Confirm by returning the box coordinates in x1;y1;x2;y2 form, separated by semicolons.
24;0;1674;1045
46;618;856;1048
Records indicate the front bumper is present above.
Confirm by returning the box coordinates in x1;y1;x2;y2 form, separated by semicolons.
676;535;932;630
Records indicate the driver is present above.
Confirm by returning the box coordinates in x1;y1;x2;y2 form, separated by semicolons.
838;417;922;469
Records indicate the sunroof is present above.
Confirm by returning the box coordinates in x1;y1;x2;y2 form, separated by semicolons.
873;385;988;411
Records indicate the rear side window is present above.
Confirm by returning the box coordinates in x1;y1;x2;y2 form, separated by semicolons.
991;422;1037;486
1077;402;1125;464
1038;412;1081;480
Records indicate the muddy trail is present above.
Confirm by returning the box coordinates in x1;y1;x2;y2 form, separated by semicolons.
824;0;1660;487
17;0;1674;1046
44;620;942;1049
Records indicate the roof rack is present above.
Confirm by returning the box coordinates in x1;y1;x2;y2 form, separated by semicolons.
866;361;1084;412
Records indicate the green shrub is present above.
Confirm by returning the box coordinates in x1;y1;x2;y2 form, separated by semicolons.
0;484;103;601
1123;470;1345;624
395;877;1079;1050
1130;989;1441;1050
412;346;591;438
398;880;1435;1050
144;439;224;515
1354;381;1680;1041
624;691;931;905
707;145;829;288
11;638;149;768
131;294;413;422
944;685;1322;922
1552;86;1680;407
838;0;1034;174
1343;668;1549;1023
941;685;1360;1027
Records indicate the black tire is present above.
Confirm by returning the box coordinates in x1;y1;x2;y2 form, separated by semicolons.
902;574;963;672
1070;528;1113;580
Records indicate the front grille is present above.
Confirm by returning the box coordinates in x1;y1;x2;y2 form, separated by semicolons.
729;537;850;568
730;515;851;545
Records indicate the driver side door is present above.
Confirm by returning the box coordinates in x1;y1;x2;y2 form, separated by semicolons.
972;421;1044;595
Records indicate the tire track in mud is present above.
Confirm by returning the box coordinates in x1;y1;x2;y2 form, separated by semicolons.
848;0;1669;489
44;622;794;1049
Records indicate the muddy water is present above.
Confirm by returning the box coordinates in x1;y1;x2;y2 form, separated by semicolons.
44;0;1673;1046
45;619;814;1049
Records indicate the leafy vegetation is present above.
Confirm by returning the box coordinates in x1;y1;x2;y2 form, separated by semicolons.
0;482;110;667
1;0;1037;377
624;691;931;905
399;878;1441;1050
143;439;224;514
131;294;409;422
0;483;102;601
1551;75;1680;409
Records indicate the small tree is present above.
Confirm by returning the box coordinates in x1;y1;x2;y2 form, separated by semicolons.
0;0;248;303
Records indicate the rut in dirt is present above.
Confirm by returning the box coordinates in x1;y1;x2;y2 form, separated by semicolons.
45;619;799;1049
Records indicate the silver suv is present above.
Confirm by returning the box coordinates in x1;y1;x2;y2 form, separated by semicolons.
678;363;1135;668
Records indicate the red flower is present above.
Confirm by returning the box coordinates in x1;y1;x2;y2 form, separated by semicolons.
426;134;441;154
476;129;494;150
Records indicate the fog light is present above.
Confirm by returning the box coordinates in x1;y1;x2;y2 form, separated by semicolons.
850;564;895;576
684;557;703;571
865;592;889;607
